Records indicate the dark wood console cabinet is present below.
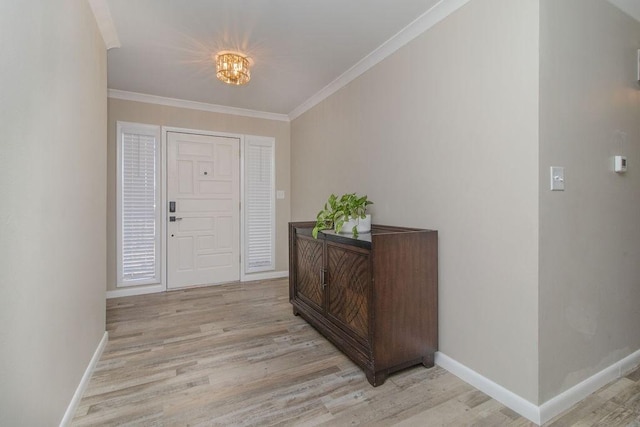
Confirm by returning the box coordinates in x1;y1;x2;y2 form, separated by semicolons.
288;221;438;386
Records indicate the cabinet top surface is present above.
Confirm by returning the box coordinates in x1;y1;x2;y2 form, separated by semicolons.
290;222;436;248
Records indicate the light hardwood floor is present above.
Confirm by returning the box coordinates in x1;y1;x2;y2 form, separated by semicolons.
72;278;640;426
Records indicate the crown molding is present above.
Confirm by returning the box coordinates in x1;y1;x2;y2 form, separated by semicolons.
288;0;472;121
108;89;290;122
608;0;640;23
87;0;121;50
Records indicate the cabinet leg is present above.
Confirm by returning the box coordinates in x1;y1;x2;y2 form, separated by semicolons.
366;370;387;387
292;307;299;316
422;353;435;368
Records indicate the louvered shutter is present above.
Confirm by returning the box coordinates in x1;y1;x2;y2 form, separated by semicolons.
244;136;275;273
116;122;161;287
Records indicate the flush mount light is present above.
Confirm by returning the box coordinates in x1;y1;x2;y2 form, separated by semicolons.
215;51;251;86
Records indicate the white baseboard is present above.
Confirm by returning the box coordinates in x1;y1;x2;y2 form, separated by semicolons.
539;347;640;424
436;348;640;426
59;331;108;427
106;284;165;299
241;270;289;282
619;348;640;377
107;272;290;299
435;352;540;424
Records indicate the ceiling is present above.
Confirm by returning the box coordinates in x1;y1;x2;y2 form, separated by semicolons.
105;0;445;118
104;1;640;119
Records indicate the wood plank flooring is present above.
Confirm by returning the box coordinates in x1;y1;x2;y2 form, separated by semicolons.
72;278;640;426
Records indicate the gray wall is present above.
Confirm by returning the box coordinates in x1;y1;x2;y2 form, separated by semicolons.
0;0;107;424
539;0;640;402
106;98;291;291
291;0;541;403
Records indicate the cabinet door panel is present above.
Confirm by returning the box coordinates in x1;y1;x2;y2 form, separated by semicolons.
326;243;370;341
295;235;324;310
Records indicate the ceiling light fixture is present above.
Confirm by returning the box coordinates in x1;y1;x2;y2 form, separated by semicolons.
215;51;251;86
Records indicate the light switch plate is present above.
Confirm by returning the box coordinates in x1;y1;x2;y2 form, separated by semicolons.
276;190;285;199
614;156;627;173
550;166;565;191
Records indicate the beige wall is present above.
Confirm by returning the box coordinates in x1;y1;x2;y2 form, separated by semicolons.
0;1;107;425
107;98;291;291
539;0;640;402
291;0;541;403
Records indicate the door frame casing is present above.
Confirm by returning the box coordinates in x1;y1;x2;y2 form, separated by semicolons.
108;124;282;298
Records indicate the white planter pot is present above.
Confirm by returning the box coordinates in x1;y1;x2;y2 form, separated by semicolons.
337;214;371;234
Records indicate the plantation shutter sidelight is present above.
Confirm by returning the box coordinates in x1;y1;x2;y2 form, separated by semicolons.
244;136;275;273
117;122;161;287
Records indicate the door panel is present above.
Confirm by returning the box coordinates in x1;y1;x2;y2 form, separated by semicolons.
168;132;239;289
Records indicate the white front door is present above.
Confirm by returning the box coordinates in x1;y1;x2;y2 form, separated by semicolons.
167;131;240;289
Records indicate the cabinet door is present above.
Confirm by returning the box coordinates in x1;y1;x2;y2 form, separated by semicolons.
325;242;370;342
294;234;324;312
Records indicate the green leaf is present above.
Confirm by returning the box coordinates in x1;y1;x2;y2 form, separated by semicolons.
314;192;373;238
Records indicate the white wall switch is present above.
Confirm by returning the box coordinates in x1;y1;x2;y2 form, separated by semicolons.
276;190;285;199
550;166;565;191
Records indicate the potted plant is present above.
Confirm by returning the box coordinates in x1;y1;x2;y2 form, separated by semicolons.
312;193;373;238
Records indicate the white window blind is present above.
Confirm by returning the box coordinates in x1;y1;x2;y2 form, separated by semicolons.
244;136;275;273
116;122;161;287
